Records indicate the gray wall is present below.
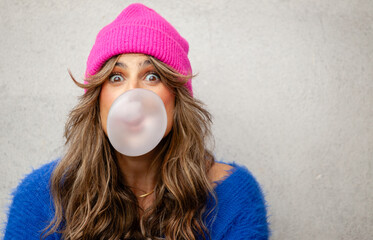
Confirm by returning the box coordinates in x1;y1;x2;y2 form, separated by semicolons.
1;0;372;239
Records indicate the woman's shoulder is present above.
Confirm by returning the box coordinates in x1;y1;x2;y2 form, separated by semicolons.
210;160;268;211
4;159;59;239
209;161;263;194
8;159;59;211
14;159;58;192
208;162;234;187
206;161;270;239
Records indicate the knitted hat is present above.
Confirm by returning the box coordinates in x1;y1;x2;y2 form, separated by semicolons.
85;3;193;95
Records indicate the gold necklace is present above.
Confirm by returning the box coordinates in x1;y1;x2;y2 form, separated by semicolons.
138;189;155;198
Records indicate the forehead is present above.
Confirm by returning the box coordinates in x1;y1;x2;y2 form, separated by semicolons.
116;53;149;64
114;53;154;71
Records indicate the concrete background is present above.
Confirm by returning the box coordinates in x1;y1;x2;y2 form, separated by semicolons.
1;0;372;239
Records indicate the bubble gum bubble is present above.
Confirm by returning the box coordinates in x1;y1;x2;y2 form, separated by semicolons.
107;89;167;156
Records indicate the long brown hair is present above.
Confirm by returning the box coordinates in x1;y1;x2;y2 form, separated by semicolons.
43;54;216;239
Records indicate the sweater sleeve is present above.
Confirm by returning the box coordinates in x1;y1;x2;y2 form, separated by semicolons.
211;164;270;240
4;161;58;240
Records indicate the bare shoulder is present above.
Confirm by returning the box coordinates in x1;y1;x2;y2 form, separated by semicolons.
208;162;234;186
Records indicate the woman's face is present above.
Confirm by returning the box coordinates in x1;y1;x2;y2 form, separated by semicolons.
99;54;175;140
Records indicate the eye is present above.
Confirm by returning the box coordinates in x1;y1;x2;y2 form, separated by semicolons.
109;73;124;83
144;73;160;83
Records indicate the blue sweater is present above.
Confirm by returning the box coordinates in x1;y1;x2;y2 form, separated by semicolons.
4;160;270;239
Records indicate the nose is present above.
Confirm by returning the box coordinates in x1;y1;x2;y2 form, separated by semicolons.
124;77;141;92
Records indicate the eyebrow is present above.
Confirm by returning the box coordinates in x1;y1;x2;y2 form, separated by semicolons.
114;59;152;69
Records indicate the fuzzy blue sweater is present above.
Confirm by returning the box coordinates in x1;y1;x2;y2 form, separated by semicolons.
4;160;270;239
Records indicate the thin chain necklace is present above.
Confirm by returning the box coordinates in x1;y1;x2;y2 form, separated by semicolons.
138;189;155;198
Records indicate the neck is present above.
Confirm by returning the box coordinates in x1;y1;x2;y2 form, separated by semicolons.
116;144;162;196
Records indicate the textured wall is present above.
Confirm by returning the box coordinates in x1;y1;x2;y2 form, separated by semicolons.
1;0;372;239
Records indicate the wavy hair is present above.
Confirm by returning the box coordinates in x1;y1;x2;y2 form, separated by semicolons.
43;54;216;239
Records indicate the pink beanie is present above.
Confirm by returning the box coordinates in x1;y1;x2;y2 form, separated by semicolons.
85;3;193;95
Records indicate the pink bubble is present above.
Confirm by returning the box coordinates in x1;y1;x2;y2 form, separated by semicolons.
107;89;167;156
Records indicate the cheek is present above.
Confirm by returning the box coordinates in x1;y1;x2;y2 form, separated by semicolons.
99;83;118;135
161;91;175;137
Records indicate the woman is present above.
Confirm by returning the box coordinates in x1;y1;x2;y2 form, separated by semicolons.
5;3;269;240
